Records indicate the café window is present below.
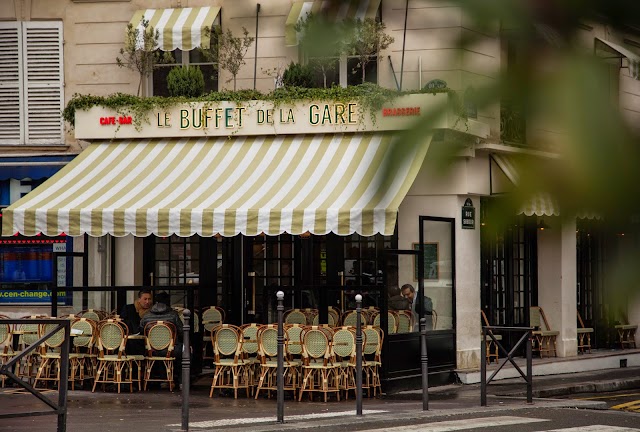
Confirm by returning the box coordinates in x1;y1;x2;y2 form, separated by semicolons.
152;48;218;96
153;235;200;287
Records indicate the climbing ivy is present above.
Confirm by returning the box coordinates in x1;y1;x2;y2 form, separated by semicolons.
62;83;454;131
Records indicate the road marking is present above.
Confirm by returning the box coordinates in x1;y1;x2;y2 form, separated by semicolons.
169;409;388;428
546;427;640;431
354;416;548;432
611;400;640;411
576;393;640;400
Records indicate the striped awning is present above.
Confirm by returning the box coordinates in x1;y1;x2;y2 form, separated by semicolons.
520;193;560;217
285;0;381;46
129;7;221;51
2;133;430;238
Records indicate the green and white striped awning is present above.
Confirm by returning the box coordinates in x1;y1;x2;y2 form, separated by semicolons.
2;133;430;238
285;0;381;46
520;193;559;217
129;7;221;51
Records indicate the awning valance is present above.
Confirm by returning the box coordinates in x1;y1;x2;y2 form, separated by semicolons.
285;0;381;46
520;193;559;217
2;133;430;238
595;37;640;80
129;7;221;51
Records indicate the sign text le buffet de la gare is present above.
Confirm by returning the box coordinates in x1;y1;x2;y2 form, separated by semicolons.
75;93;450;139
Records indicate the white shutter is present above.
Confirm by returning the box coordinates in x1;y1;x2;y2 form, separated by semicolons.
23;21;64;145
0;22;24;144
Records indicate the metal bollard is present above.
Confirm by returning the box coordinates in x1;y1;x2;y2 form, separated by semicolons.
355;294;363;416
480;326;486;407
420;317;429;411
526;330;533;404
276;291;285;423
181;309;191;432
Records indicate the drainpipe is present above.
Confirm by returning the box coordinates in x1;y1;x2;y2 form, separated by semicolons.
399;0;409;91
254;3;261;90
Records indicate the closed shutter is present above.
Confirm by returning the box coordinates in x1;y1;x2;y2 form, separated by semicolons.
23;21;64;145
0;22;24;144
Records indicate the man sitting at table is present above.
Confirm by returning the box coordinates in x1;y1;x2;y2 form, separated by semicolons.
120;289;153;333
139;291;183;386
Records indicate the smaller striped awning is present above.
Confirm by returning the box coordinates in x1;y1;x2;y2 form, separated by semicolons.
520;193;559;217
595;37;640;80
286;0;381;46
129;7;221;51
2;133;430;238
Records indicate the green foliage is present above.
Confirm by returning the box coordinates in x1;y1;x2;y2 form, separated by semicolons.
282;62;315;88
63;84;452;132
296;13;347;88
116;19;168;97
202;26;255;91
347;19;394;85
166;66;205;97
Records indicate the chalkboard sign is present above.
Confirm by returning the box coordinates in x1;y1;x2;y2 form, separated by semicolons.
413;242;439;280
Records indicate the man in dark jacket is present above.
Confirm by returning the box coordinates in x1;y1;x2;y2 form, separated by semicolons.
120;289;152;333
400;283;433;330
139;291;183;386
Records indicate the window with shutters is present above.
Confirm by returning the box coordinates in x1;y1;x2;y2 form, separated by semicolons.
0;21;64;145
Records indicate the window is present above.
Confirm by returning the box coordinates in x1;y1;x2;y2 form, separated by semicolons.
153;235;200;287
152;48;218;96
0;21;64;145
346;56;378;86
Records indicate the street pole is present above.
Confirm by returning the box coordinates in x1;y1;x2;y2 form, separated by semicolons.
480;326;487;407
355;294;363;416
420;317;429;411
276;291;285;423
181;309;191;432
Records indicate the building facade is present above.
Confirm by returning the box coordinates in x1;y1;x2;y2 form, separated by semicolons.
2;0;640;390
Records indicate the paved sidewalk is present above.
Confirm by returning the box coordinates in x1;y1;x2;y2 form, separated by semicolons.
0;366;638;432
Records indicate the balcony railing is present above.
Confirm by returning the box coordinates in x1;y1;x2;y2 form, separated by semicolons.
500;101;526;144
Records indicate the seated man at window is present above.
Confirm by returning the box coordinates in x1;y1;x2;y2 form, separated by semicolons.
120;289;152;333
139;291;183;385
399;283;433;330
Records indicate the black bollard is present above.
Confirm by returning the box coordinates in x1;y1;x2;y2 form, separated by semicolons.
420;317;429;411
181;309;191;432
526;329;533;404
480;326;486;407
276;291;285;423
355;294;363;416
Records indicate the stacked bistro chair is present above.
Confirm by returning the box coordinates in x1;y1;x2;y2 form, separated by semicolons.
92;319;133;393
209;324;253;399
143;321;177;391
332;326;357;399
341;310;358;327
69;317;98;390
373;311;398;335
202;306;225;363
254;324;301;399
298;326;340;402
284;309;307;325
481;310;502;364
240;323;261;388
33;322;67;389
0;317;15;388
16;315;46;382
78;309;106;322
362;325;383;396
327;307;341;327
396;310;413;333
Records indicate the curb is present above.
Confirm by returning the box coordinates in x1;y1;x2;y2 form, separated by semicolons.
495;378;640;398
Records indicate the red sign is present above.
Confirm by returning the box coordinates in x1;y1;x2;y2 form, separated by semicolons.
382;107;421;117
100;116;132;126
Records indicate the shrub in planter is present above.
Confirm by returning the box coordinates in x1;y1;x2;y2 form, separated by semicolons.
282;62;314;88
166;65;205;97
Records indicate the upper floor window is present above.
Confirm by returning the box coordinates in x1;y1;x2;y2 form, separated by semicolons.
152;48;218;96
0;21;64;145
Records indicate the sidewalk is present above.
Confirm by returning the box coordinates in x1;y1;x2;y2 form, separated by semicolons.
1;366;638;432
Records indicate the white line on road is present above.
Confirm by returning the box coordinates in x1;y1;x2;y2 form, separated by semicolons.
169;409;388;428
353;416;548;432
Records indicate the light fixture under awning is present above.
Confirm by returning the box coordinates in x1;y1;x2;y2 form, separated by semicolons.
595;37;640;80
129;7;221;51
2;133;430;238
285;0;381;46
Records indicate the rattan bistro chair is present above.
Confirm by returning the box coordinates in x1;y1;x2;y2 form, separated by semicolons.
332;327;357;399
143;321;177;391
69;318;97;389
254;325;300;399
298;326;340;402
362;325;383;396
92;320;133;393
34;322;67;389
284;309;308;325
481;310;502;364
0;320;15;388
209;324;252;399
373;311;398;335
202;306;224;362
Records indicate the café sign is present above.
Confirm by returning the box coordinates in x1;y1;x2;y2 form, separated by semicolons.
75;93;453;140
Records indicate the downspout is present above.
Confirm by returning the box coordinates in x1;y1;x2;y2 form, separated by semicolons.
254;3;261;90
399;0;409;91
388;56;401;91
